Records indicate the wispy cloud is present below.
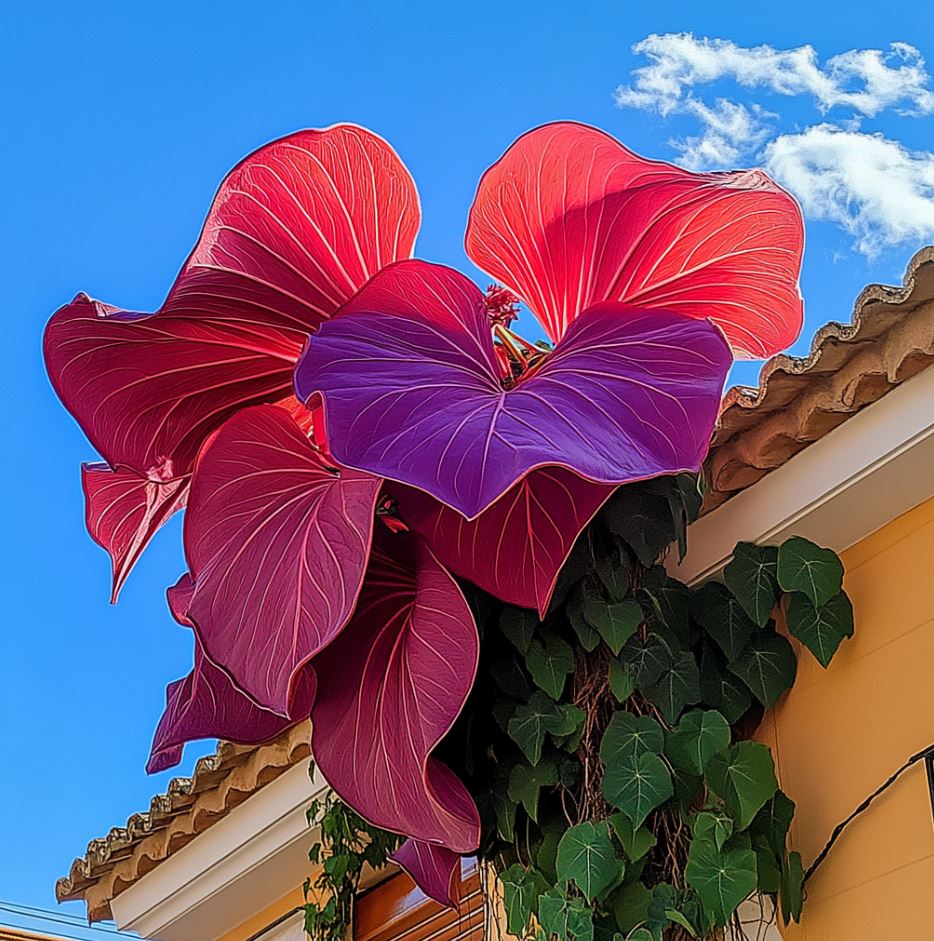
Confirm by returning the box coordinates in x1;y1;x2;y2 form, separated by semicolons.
764;125;934;258
614;34;934;118
614;34;934;257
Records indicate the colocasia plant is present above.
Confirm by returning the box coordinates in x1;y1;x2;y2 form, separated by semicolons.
45;122;851;938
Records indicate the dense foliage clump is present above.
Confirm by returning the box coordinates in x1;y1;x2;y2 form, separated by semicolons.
306;473;853;940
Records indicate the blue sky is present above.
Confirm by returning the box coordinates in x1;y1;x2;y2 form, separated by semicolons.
2;1;932;934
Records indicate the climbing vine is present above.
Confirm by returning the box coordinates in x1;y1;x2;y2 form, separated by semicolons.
304;472;854;941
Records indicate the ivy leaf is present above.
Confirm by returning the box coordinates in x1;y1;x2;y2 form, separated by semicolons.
753;834;781;893
640;575;691;645
600;712;665;763
621;631;673;689
568;589;601;652
603;489;674;567
664;909;699;937
706;742;778;829
685;838;757;925
609;812;656;860
699;642;753;724
786;592;853;667
539;886;595;941
750;791;795;858
671;764;705;814
508;759;558;822
728;631;797;708
500;607;538;655
666;709;731;776
724;542;779;628
492;656;532;700
596;547;631;601
544;702;586;738
603;750;673;827
780;850;804;925
777;536;843;607
508;692;561;765
645;650;701;723
610;881;651;933
587;597;643;655
500;863;547;935
536;814;565;883
493;790;517;841
692;810;733;851
690;582;756;661
556;820;621;901
608;659;636;703
526;632;575;699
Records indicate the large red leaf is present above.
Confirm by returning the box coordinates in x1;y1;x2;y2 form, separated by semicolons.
296;260;730;520
394;469;615;617
309;529;480;852
465;121;803;357
147;637;315;774
44;125;420;481
391;840;463;907
82;462;189;603
183;404;381;716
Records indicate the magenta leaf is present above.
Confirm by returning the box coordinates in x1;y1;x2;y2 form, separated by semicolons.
309;529;480;852
147;638;315;774
395;469;615;617
466;121;804;357
296;260;731;519
167;572;196;627
82;463;188;602
44;125;420;483
391;840;463;907
182;404;381;716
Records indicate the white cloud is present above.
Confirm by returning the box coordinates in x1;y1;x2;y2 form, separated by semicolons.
763;124;934;256
670;99;774;170
614;33;934;118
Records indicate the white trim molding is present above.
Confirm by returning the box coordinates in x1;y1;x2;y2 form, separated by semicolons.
111;761;325;941
671;366;934;585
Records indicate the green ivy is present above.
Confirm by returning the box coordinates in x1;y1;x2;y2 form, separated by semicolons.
301;475;853;940
435;473;854;941
303;783;402;941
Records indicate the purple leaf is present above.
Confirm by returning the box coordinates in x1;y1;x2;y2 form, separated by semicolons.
296;260;730;519
394;469;615;617
309;528;480;852
183;404;381;717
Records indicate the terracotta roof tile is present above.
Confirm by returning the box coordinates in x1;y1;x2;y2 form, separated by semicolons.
55;246;934;922
706;246;934;510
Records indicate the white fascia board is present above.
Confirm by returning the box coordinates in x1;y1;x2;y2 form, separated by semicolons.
111;761;325;941
671;365;934;585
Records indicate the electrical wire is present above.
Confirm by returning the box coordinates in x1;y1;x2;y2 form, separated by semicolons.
0;900;137;938
804;743;934;882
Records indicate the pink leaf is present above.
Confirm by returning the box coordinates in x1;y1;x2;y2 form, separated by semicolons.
466;121;804;357
44;125;420;481
395;469;615;617
82;463;188;602
391;840;463;907
183;404;381;716
147;637;315;774
309;529;480;852
296;260;730;519
167;572;196;627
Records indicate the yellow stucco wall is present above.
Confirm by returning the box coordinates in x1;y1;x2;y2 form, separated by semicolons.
759;496;934;940
217;886;306;941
